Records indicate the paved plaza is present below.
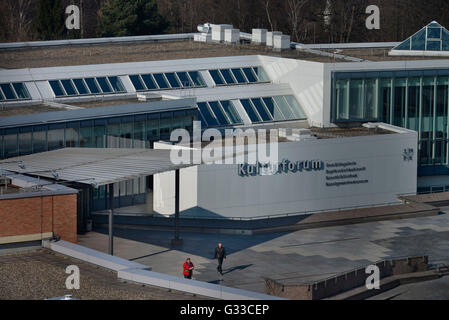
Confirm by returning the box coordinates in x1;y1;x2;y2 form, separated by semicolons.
79;207;449;294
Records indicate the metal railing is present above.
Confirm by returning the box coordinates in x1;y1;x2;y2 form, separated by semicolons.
0;34;195;51
302;254;429;287
98;200;405;222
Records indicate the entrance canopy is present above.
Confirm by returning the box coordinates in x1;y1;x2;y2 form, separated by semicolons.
0;148;194;186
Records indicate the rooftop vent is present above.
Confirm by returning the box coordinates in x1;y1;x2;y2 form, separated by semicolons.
267;31;282;47
273;34;291;51
211;24;233;42
224;29;240;44
252;29;268;45
195;23;213;42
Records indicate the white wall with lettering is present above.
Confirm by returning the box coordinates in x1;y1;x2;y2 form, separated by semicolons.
195;130;417;218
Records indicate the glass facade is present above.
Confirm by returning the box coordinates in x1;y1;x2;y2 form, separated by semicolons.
0;109;198;159
332;69;449;167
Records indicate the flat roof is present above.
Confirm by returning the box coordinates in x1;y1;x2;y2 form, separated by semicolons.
0;98;196;129
0;249;204;300
0;148;195;186
0;40;349;69
324;47;449;62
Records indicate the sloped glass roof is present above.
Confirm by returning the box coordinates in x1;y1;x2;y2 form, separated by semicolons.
392;21;449;52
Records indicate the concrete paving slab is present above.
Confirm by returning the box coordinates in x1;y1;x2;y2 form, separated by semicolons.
78;212;449;295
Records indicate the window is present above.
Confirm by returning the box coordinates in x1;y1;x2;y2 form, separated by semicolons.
219;69;236;84
241;99;261;123
65;122;79;147
209;67;270;86
130;75;146;91
12;83;30;99
242;68;258;83
96;77;113;93
1;83;17;99
209;70;225;85
141;74;158;90
73;79;89;95
188;71;206;87
238;96;306;124
284;96;307;119
85;78;101;94
153;73;169;89
61;79;77;96
251;98;272;121
198;102;219;127
108;76;126;93
49;81;65;97
49;76;126;97
208;101;229;125
176;72;193;87
231;68;247;84
129;71;205;91
220;101;242;124
165;73;181;88
18;128;32;156
252;67;270;82
263;97;284;121
274;96;295;120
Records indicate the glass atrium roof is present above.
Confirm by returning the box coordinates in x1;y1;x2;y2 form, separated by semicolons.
392;21;449;52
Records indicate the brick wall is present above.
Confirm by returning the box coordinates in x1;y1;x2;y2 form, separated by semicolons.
0;194;78;243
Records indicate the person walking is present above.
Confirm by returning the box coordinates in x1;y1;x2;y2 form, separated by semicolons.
183;258;194;279
214;242;226;275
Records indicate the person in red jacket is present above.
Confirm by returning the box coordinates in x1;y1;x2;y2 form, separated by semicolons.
183;258;194;279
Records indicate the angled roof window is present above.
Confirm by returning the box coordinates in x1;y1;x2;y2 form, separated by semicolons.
391;21;449;54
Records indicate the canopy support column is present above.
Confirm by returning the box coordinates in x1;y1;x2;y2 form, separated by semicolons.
108;183;114;256
171;169;183;246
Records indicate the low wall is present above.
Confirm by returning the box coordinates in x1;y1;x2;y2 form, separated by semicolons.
265;256;428;300
44;240;285;300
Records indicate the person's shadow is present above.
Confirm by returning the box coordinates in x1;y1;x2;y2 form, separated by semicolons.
207;264;253;284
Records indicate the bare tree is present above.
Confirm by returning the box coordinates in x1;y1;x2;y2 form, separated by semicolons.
285;0;309;42
263;0;274;31
4;0;34;41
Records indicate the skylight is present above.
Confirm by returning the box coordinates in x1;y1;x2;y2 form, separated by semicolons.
208;67;270;86
0;83;31;101
49;77;126;97
129;71;206;92
390;21;449;56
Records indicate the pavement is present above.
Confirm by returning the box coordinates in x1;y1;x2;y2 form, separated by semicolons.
78;206;449;295
368;276;449;300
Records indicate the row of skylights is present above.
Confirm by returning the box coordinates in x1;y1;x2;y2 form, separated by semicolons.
0;83;31;101
240;96;306;123
392;21;449;52
129;71;206;92
198;101;243;127
198;96;306;127
208;67;270;86
49;76;126;97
